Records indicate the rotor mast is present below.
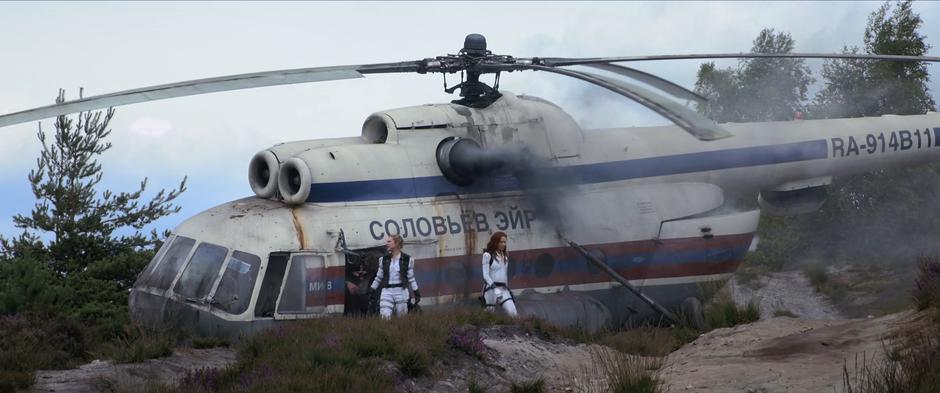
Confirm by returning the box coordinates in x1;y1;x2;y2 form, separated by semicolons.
446;34;503;107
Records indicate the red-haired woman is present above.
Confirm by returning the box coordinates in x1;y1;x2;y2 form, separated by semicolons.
482;231;518;317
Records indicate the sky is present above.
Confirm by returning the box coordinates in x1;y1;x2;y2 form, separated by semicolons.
1;1;939;240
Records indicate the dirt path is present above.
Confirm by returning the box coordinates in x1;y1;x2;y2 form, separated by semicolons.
731;270;843;320
660;312;910;393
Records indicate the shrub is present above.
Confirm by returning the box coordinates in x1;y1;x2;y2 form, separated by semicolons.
593;347;665;393
106;327;175;364
468;377;487;393
597;327;682;357
397;347;431;377
0;370;34;393
191;335;230;349
804;264;830;292
912;258;940;311
510;378;545;393
0;309;89;393
0;258;72;315
448;326;486;359
704;293;760;329
841;256;940;393
179;367;223;393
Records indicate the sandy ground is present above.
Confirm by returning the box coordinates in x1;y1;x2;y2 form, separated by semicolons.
660;312;909;393
403;325;608;393
730;270;843;320
659;269;904;393
29;348;236;393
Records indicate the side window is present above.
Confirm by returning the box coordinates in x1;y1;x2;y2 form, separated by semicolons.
174;243;228;300
254;253;289;318
277;254;325;314
134;235;175;287
212;251;261;315
146;236;197;290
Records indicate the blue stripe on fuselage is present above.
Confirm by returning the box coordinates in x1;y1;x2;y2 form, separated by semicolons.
308;139;828;203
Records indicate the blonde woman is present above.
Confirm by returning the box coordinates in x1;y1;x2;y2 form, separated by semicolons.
370;234;420;319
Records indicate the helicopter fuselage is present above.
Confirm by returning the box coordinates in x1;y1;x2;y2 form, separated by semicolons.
129;92;940;336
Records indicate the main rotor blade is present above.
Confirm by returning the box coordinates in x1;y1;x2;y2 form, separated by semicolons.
583;63;707;105
513;64;731;141
0;61;422;128
535;52;940;67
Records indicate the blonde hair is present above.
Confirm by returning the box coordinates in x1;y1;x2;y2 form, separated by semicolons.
389;234;404;248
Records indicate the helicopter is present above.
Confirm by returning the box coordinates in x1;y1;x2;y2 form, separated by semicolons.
2;34;939;336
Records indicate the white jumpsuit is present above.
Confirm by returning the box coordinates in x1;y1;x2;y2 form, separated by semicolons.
482;251;518;317
370;254;419;319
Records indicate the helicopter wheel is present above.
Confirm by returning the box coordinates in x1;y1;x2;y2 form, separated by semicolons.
681;297;706;330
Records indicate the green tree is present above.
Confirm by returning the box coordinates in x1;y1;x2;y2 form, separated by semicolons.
1;90;187;340
695;28;813;122
809;0;935;225
812;0;935;118
796;1;938;317
1;90;187;276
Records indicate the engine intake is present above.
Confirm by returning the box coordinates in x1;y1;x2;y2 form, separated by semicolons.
248;150;280;198
278;157;312;205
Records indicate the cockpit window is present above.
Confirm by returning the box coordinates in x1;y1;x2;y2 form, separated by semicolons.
134;235;175;287
145;236;197;290
211;251;261;315
174;242;228;300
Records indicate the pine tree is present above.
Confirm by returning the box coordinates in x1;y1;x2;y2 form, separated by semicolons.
1;90;187;276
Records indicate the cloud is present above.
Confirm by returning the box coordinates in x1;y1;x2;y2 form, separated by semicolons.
128;116;174;137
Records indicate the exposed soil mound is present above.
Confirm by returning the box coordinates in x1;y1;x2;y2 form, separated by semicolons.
29;348;236;393
660;312;911;393
402;325;611;392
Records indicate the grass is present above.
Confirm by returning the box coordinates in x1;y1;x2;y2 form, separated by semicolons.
0;286;764;393
773;309;798;318
592;288;760;358
0;309;87;393
913;258;940;311
191;335;230;350
163;308;518;393
467;377;487;393
841;256;940;393
103;326;176;363
734;264;766;289
803;263;830;291
509;378;546;393
594;348;664;393
596;327;685;357
703;291;760;330
803;263;854;303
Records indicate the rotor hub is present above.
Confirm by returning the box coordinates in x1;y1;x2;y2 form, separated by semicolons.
462;34;488;57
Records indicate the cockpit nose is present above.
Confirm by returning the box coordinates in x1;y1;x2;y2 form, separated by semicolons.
130;231;270;335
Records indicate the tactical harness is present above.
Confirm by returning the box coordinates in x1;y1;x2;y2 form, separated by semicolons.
481;252;515;307
379;253;411;289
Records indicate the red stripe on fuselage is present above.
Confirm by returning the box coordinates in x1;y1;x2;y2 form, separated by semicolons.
322;233;753;305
